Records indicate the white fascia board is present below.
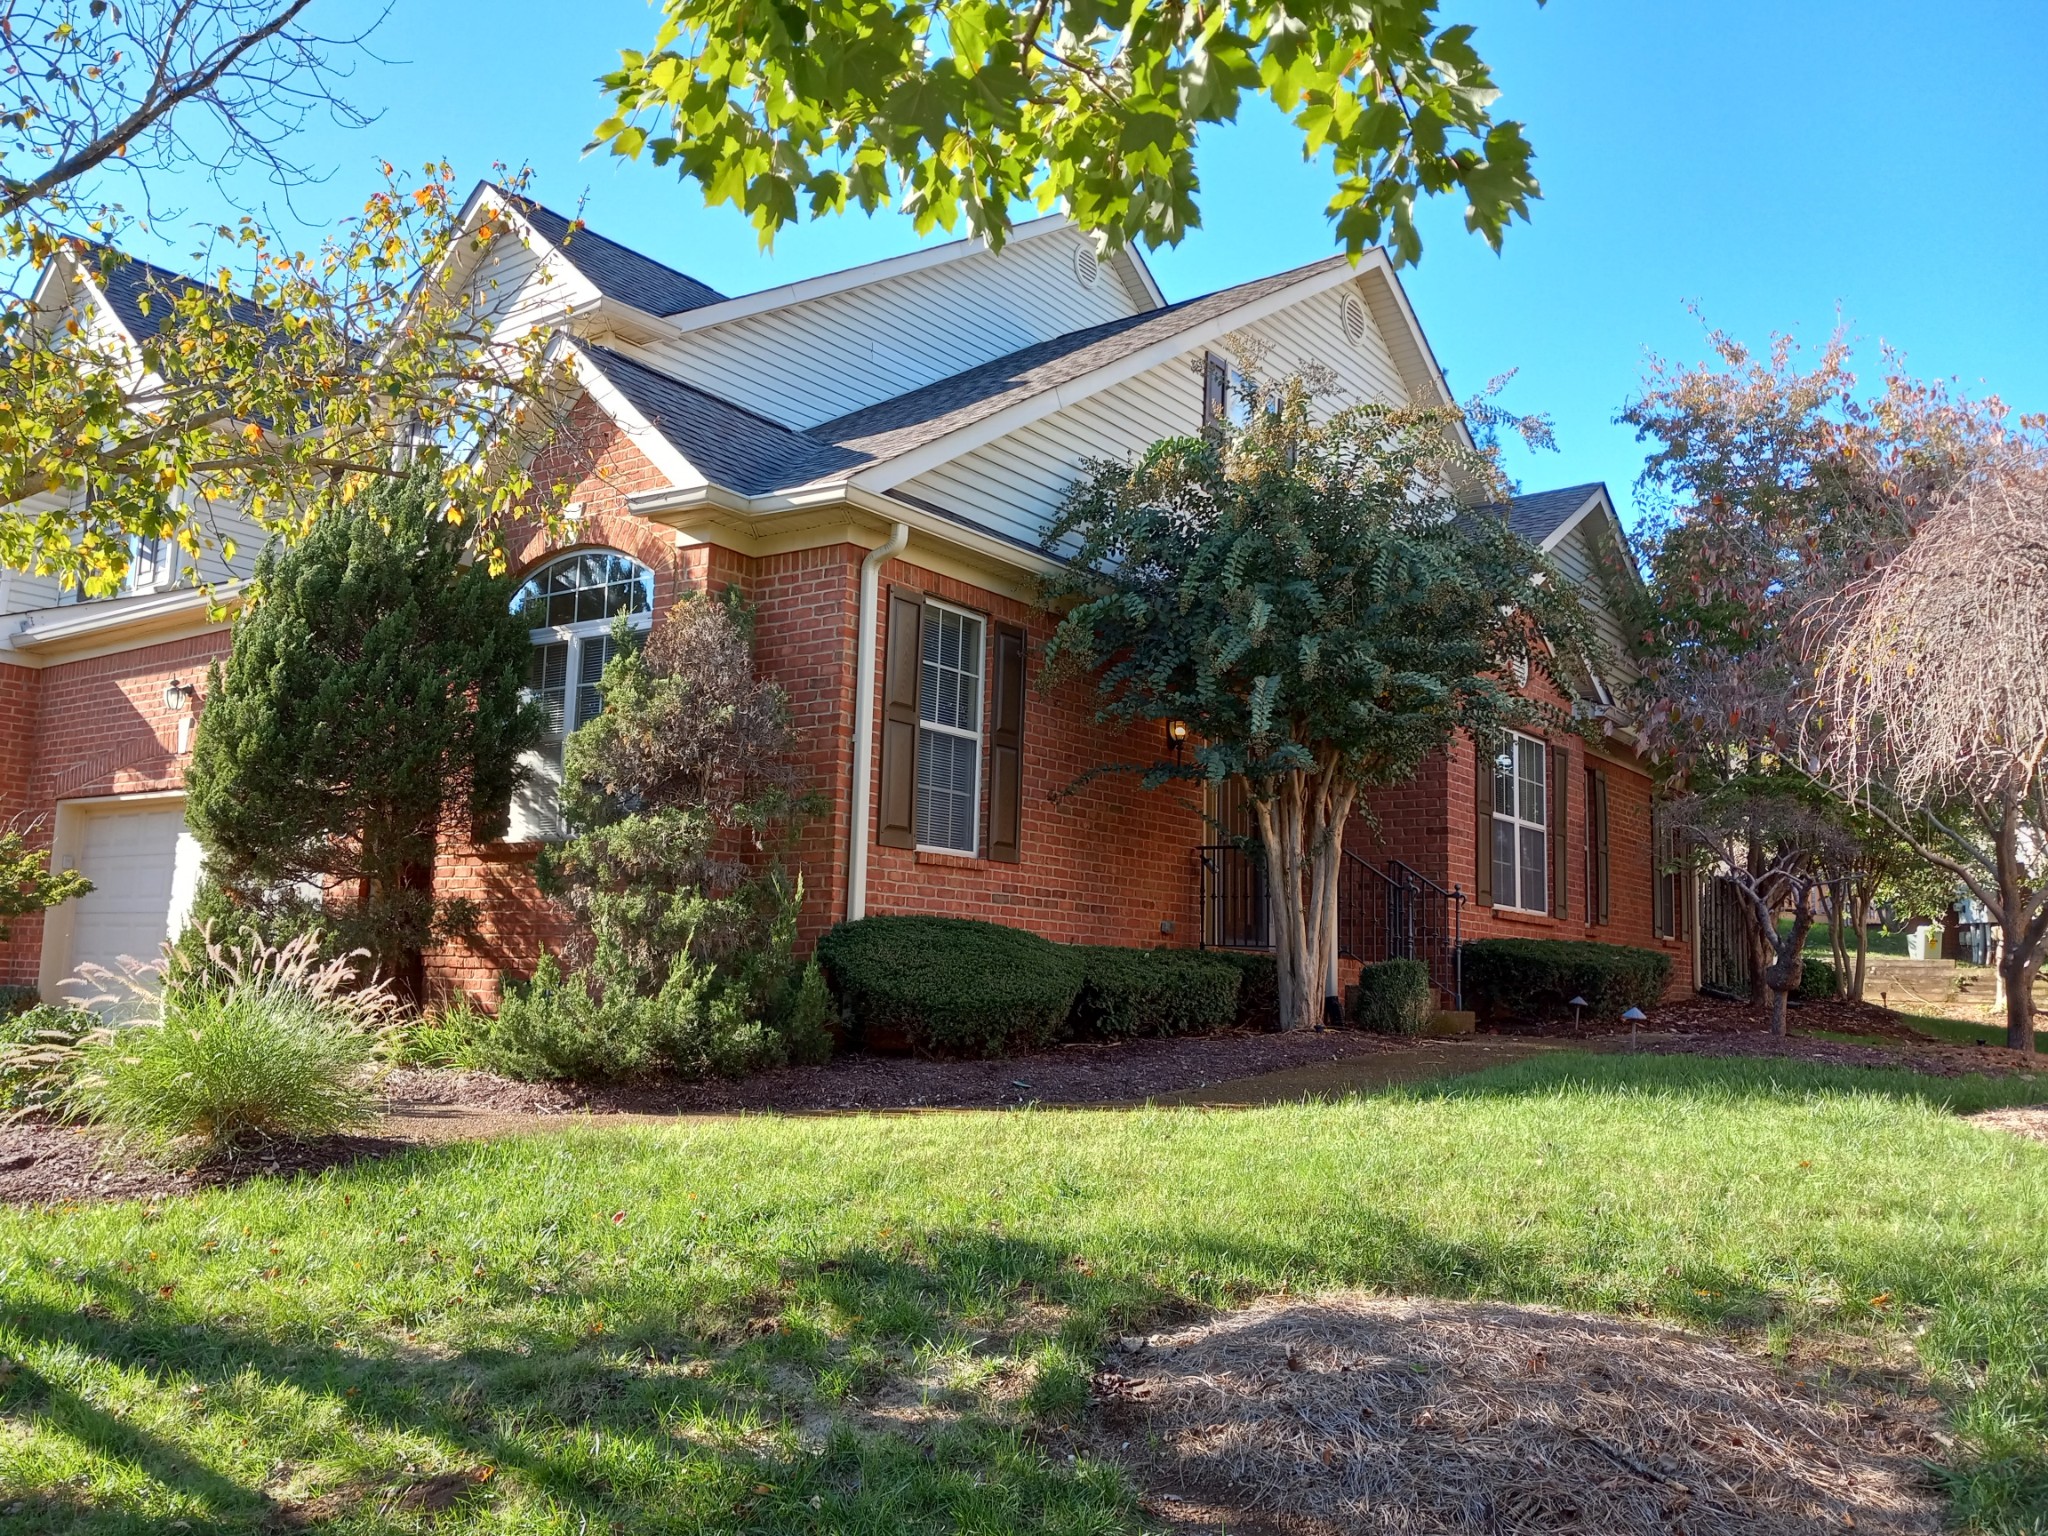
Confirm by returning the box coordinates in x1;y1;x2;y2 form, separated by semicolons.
4;583;239;663
1538;485;1647;594
1110;244;1167;311
557;337;706;491
655;213;1077;331
844;256;1364;495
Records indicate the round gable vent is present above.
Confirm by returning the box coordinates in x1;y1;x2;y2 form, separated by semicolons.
1339;295;1368;349
1071;242;1101;289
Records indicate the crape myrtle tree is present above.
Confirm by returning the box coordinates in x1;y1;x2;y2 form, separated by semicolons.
597;0;1539;264
1811;451;2048;1050
183;470;543;1000
1042;377;1592;1033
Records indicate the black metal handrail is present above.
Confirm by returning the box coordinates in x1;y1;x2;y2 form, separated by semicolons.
1198;842;1270;950
1202;843;1465;1009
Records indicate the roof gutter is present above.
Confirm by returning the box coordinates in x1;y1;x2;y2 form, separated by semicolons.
847;521;909;921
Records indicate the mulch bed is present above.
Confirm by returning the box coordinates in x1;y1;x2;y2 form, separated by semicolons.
1090;1293;1944;1535
381;1026;1419;1117
0;1121;415;1209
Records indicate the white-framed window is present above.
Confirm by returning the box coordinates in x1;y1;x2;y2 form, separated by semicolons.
508;550;655;840
916;600;985;854
1491;730;1549;913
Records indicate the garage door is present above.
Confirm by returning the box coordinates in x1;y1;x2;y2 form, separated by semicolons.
62;802;203;983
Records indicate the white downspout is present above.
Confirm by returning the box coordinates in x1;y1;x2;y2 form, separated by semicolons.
847;522;910;922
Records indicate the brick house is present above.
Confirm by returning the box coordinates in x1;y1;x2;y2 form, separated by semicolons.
0;187;1691;1007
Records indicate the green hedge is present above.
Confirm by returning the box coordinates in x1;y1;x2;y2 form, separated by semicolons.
1795;955;1839;1001
1349;958;1432;1034
816;916;1085;1056
0;985;39;1019
1071;948;1240;1040
1200;951;1277;1030
1460;938;1671;1022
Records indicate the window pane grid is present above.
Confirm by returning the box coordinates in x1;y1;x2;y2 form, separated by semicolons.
1491;730;1549;912
916;605;985;853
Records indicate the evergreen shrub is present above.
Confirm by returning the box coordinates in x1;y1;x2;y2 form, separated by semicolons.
816;916;1084;1056
1349;957;1432;1034
1460;938;1670;1022
1070;947;1241;1039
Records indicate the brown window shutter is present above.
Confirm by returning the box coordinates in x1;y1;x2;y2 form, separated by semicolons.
1202;352;1229;440
988;622;1027;863
1594;768;1612;925
1549;742;1570;917
876;590;924;849
1473;737;1493;907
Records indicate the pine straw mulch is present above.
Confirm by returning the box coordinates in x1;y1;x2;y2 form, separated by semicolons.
1967;1105;2048;1144
1087;1293;1946;1536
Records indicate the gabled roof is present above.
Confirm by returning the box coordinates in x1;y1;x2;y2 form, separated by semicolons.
1495;483;1607;547
806;259;1348;471
495;191;727;318
573;342;862;496
53;249;276;343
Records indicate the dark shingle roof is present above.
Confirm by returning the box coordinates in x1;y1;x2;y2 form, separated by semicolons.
575;343;863;496
501;193;725;317
93;254;274;339
803;258;1348;474
1488;483;1604;545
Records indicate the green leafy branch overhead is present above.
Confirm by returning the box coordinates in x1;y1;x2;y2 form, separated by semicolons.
596;0;1542;262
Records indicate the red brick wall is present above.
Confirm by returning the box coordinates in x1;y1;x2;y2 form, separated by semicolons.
0;632;224;989
856;557;1205;948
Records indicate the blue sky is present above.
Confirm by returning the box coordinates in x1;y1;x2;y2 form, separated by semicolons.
131;0;2048;527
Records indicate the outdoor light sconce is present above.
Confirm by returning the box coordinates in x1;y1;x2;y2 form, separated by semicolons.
1166;718;1191;757
163;677;200;754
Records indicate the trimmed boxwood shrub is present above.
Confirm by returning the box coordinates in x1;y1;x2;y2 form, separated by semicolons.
817;916;1085;1056
1460;938;1671;1022
1795;955;1839;1002
1349;958;1432;1034
1200;951;1278;1030
1071;947;1241;1040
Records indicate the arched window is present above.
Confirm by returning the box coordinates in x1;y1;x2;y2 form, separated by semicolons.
508;550;655;839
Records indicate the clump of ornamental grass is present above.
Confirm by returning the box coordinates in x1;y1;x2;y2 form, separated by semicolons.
58;930;399;1162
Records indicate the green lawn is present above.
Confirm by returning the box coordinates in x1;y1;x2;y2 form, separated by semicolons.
1906;1010;2048;1054
3;1054;2047;1534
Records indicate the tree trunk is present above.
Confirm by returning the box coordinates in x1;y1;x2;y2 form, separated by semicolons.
1760;909;1814;1039
1826;880;1848;999
1999;916;2037;1053
1850;886;1872;1003
1254;766;1354;1033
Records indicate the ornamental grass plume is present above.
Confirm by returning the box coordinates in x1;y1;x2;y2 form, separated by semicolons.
57;929;400;1162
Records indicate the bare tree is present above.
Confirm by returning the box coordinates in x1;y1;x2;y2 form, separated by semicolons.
0;1;378;265
1811;453;2048;1050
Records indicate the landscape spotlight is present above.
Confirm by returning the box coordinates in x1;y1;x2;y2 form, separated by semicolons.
1622;1005;1647;1051
1568;994;1588;1029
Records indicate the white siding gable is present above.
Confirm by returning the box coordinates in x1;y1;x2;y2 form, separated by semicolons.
617;224;1149;429
895;275;1417;551
1544;509;1641;692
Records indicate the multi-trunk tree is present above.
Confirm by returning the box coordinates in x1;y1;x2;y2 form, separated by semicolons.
1043;378;1591;1033
1627;324;2046;1047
